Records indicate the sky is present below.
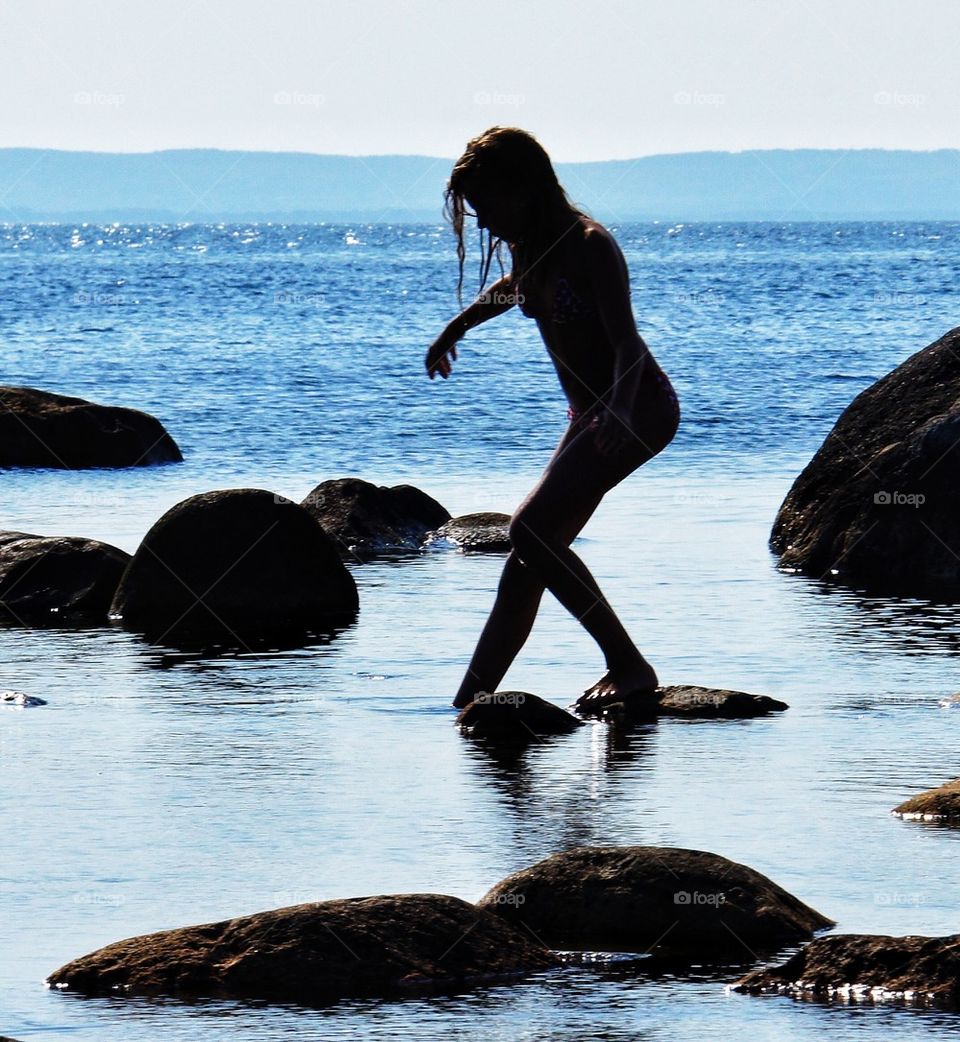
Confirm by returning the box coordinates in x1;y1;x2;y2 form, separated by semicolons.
2;0;958;161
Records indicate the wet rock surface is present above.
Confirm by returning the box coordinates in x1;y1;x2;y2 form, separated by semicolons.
0;531;131;624
300;478;449;560
732;933;960;1004
0;385;182;469
425;512;512;552
456;692;583;739
477;846;833;957
770;326;960;596
110;489;358;646
576;684;789;721
47;894;558;1003
894;778;960;820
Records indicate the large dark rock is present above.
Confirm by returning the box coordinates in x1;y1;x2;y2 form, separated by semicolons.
456;691;583;740
0;386;181;469
732;933;960;1004
425;512;512;553
300;478;450;560
770;327;960;596
110;489;357;646
477;846;833;957
46;894;558;1003
0;531;131;624
893;778;960;821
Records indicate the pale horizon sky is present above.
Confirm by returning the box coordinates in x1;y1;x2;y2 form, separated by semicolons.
2;0;957;162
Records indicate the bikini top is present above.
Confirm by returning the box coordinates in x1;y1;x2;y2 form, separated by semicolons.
516;274;598;324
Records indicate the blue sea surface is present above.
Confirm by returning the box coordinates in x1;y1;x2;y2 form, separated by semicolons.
2;222;960;1040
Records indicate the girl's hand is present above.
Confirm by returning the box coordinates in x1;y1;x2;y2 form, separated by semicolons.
593;402;635;456
426;332;458;380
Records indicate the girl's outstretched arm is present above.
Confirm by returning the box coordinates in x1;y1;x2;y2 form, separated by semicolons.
426;274;517;379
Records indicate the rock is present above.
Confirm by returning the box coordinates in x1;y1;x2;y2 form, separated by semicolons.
300;478;450;560
731;933;960;1004
110;489;358;646
46;893;558;1003
575;684;789;721
0;386;181;469
0;531;131;625
658;685;789;718
1;690;47;707
425;512;512;553
456;691;583;739
477;846;833;957
770;327;960;596
894;778;960;821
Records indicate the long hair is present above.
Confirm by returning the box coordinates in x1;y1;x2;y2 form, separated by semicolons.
442;127;591;308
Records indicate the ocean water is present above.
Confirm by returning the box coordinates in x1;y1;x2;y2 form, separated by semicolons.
2;221;960;1040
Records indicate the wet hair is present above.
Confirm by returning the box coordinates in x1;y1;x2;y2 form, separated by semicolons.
442;126;591;308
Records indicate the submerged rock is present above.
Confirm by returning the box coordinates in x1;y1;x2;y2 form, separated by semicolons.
477;846;833;957
770;326;960;596
0;531;131;624
456;691;583;739
425;512;512;553
894;778;960;821
575;684;789;721
732;933;960;1005
0;385;181;469
1;690;47;707
300;478;449;560
46;893;557;1003
111;489;358;646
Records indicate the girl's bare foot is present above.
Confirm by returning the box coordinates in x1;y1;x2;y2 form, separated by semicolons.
574;657;660;715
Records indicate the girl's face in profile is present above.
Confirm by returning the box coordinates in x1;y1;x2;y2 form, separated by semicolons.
464;181;526;242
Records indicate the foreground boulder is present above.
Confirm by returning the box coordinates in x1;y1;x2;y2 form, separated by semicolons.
456;691;583;740
575;684;789;721
732;933;960;1004
894;778;960;821
770;327;960;596
300;478;449;560
46;894;557;1003
0;531;130;624
0;386;181;469
111;489;357;646
477;846;832;957
425;512;511;553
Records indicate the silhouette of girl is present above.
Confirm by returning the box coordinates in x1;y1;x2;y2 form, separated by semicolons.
426;127;680;715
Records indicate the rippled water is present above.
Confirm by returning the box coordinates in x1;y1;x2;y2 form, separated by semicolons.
2;223;960;1040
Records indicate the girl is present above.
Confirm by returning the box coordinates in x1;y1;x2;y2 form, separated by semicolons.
426;127;680;715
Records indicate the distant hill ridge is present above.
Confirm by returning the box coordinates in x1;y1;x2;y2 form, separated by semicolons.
2;147;959;221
